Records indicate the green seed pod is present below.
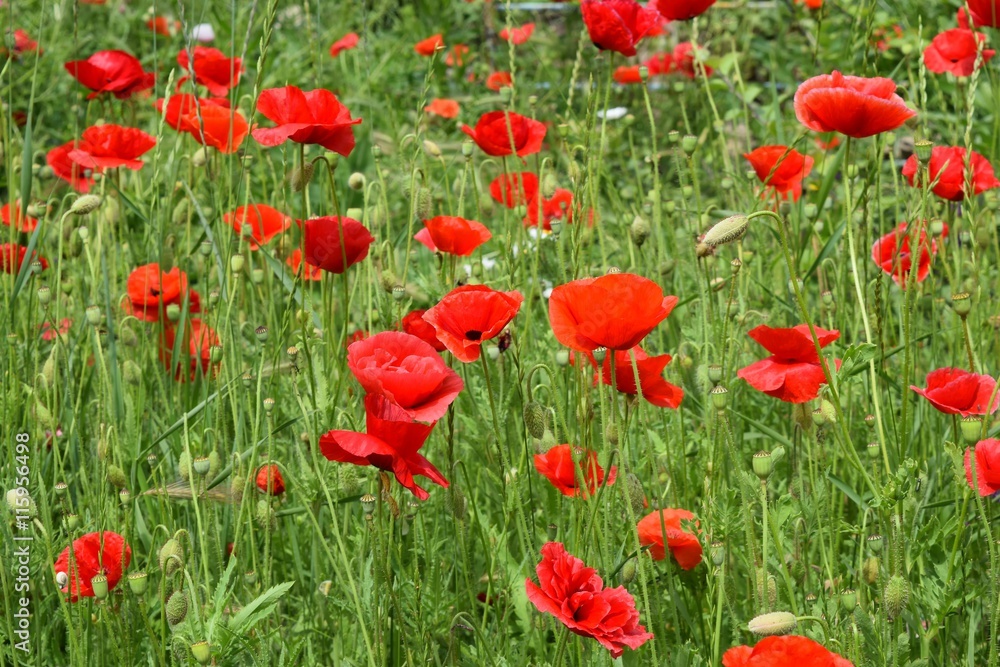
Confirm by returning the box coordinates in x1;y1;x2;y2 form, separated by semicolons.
107;465;128;489
159;538;184;577
752;451;773;481
128;571;148;596
952;292;972;318
840;589;857;612
523;401;547;440
191;641;211;665
91;574;109;600
710;385;728;411
883;575;909;620
961;416;983;445
748;611;796;636
629;216;651;247
166;589;188;626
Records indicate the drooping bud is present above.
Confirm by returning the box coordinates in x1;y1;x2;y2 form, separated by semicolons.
159;538;185;576
422;140;442;158
107;465;127;489
70;195;102;215
697;215;749;257
523;401;547;440
862;556;879;584
620;558;638;584
166;589;188;625
348;172;366;191
290;162;315;192
629;216;651;247
748;611;797;636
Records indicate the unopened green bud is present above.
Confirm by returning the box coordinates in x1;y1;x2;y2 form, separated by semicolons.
230;254;245;273
159;538;184;576
630;216;651;247
71;195;102;215
620;558;638;584
166;589;188;625
291;163;315;192
107;465;127;489
883;575;909;620
348;172;366;191
523;401;547;440
748;611;797;636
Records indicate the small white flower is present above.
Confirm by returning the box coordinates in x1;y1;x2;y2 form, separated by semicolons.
598;106;628;121
191;23;215;43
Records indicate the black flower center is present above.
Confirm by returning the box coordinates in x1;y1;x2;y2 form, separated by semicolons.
465;330;482;341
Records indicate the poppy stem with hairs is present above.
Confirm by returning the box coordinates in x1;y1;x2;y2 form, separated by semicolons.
551;626;571;666
971;438;1000;667
757;207;881;500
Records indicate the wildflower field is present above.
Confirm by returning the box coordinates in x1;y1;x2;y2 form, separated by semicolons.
5;0;1000;664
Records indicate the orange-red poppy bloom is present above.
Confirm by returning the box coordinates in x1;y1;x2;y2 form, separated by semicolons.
445;44;470;67
490;172;539;207
286;249;321;281
1;201;38;233
581;0;661;57
969;0;1000;28
68;124;156;171
302;216;375;274
593;346;684;408
486;71;513;91
794;71;916;138
901;146;999;201
414;34;445;56
723;636;854;667
549;273;678;352
744;145;814;201
500;23;535;45
156;95;249;153
525;542;653;658
425;98;460;119
672;42;712;79
222;204;291;250
636;508;702;569
255;464;285;495
534;444;616;497
871;221;946;287
737;324;839;403
1;243;48;274
5;29;40;56
147;16;180;37
649;0;716;20
402;309;447;352
966;439;1000;496
330;32;360;57
252;86;362;156
178;46;242;96
54;532;131;602
125;263;200;322
924;10;995;76
47;142;95;193
911;368;999;417
65;50;154;99
414;216;491;256
423;285;524;362
462;111;546;157
614;65;643;85
159;319;220;381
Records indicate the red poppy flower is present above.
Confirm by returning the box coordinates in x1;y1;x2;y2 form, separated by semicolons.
320;394;449;500
156;95;248;153
223;204;292;250
644;53;675;77
490;172;539;207
423;285;524;363
723;636;854;667
549;273;678;352
924;12;995;77
7;29;40;56
636;509;702;569
737;324;840;403
159;319;219;381
65;50;155;99
425;98;460;119
286;249;321;281
815;133;841;150
178;47;242;96
1;243;48;274
648;0;716;20
40;318;73;342
580;0;661;57
965;439;1000;496
911;368;999;417
147;16;180;37
524;189;588;230
901;146;999;201
330;32;360;57
125;263;199;322
68;124;156;171
401;310;447;352
415;216;491;256
500;23;535;45
461;111;546;157
525;542;654;658
744;146;815;202
871;221;946;287
614;65;643;85
347;331;464;422
252;85;362;156
47;142;95;193
969;0;1000;28
486;71;513;91
672;42;712;79
255;464;285;495
534;444;617;497
593;346;684;408
415;34;445;56
1;201;38;233
302;216;374;274
794;71;916;138
54;532;131;602
795;0;823;7
445;44;470;67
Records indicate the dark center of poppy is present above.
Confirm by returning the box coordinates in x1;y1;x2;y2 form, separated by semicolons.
150;288;160;296
465;330;483;341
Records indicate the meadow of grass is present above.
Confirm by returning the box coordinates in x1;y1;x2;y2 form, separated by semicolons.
3;0;1000;665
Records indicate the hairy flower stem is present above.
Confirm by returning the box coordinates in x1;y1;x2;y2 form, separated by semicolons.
968;449;1000;667
760;478;769;612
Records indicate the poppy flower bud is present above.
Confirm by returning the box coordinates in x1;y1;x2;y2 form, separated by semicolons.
191;641;211;665
107;465;127;489
555;350;570;366
630;216;651;247
697;214;749;257
166;589;188;626
422;140;442;159
840;589;857;612
883;575;909;620
819;399;837;423
913;139;933;164
752;450;773;480
360;493;376;515
159;538;185;576
623;473;645;515
91;574;109;600
165;303;181;323
951;292;972;318
719;176;733;191
681;134;698;155
288;162;314;192
343;172;366;194
862;556;879;584
191;147;209;168
128;571;148;595
748;611;797;636
71;194;102;215
620;558;638;584
255;499;276;530
230;253;245;273
85;304;101;326
255;464;285;495
523;401;548;439
251;268;264;284
960;415;983;444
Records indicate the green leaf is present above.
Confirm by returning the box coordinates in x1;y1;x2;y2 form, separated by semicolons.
828;471;867;510
837;342;879;380
228;581;295;634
